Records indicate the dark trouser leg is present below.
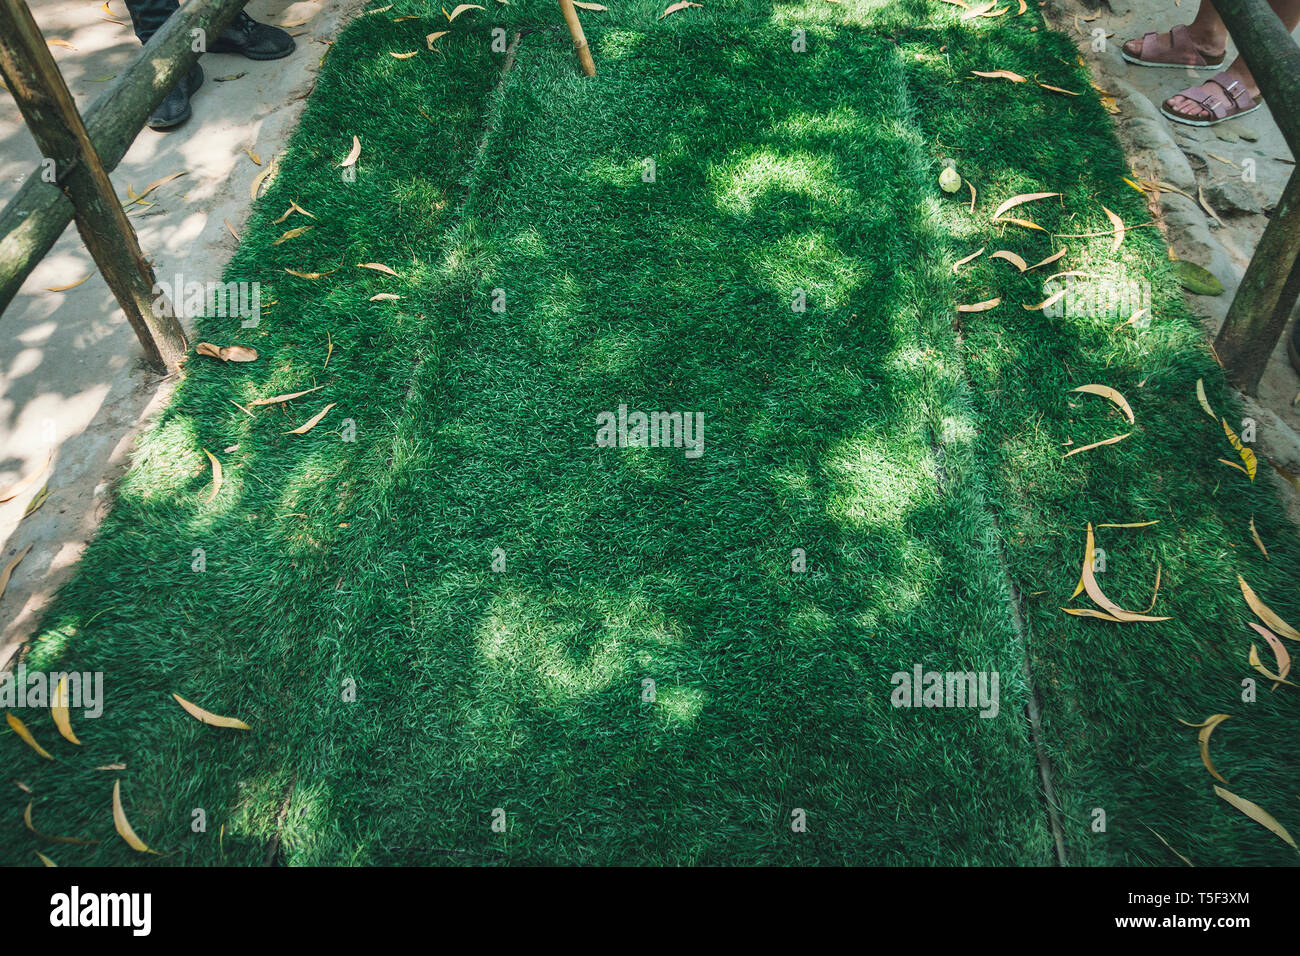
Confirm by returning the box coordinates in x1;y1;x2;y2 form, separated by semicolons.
122;0;178;43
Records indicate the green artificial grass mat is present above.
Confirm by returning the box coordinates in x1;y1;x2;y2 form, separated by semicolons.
2;1;1297;866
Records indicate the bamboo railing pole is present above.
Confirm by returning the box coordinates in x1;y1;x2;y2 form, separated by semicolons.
557;0;596;77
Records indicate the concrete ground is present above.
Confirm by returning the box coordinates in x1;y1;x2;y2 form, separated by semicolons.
1047;0;1300;505
0;0;358;666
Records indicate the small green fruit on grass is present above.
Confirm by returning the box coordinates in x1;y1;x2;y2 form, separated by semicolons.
939;166;961;194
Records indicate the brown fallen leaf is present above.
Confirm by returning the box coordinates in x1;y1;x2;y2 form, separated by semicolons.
1027;248;1067;271
1015;0;1027;12
659;0;702;17
36;851;56;867
47;38;77;51
369;293;403;301
172;693;251;730
357;262;399;276
426;30;450;48
1060;607;1124;621
286;403;337;435
572;1;609;8
1196;379;1216;420
1238;575;1299;640
989;250;1028;271
340;136;362;168
994;216;1046;231
1063;433;1131;458
224;218;239;240
992;192;1059;220
1199;185;1225;228
1070;384;1135;424
1024;289;1066;311
1077;523;1170;620
24;803;98;844
967;180;977;215
248;385;326;407
1195;714;1232;783
0;543;33;601
203;449;223;504
52;677;81;745
446;3;484;19
1102;206;1126;253
0;450;52;503
1145;825;1193;866
1250;517;1269;560
1097;520;1159;528
250;158;276;200
971;70;1027;83
7;712;52;759
390;50;419;59
195;343;258;362
95;763;126;771
1220;458;1250;476
112;780;158;854
244;148;262;166
1037;82;1079;96
952;247;985;273
957;297;1001;313
284;267;339;280
273;225;314;245
22;485;50;520
126;171;185;207
1222;418;1257;480
1248;642;1295;685
1248;623;1291;681
46;274;91;293
1214;786;1297;849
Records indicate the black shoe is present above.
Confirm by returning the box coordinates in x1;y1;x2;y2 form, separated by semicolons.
209;12;296;60
147;64;203;130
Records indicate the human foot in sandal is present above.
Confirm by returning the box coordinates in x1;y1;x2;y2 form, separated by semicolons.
1121;24;1226;68
1161;72;1261;126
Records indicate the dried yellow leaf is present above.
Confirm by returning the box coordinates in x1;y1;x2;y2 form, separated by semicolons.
172;693;251;730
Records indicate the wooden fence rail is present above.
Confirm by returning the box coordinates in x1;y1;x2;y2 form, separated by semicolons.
1207;0;1300;394
0;0;248;369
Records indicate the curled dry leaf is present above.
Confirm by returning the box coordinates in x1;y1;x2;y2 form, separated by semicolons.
52;677;80;745
1077;523;1170;621
446;3;484;20
1248;643;1295;685
1238;575;1299;640
1024;289;1066;311
426;30;449;48
1196;379;1216;420
203;449;223;504
1195;714;1231;783
273;225;314;245
659;0;702;18
0;543;33;601
284;268;338;280
1015;0;1027;11
390;51;419;59
989;250;1028;271
1070;384;1135;424
1097;520;1159;528
1250;517;1269;560
36;851;56;867
971;70;1027;83
7;712;52;759
248;385;326;408
957;298;1001;313
1222;418;1257;480
172;693;251;730
1248;623;1291;681
250;157;276;200
1220;458;1250;476
24;803;98;844
370;293;403;301
340;136;362;168
112;780;158;854
286;403;337;435
967;180;977;214
571;1;608;8
1037;82;1079;96
1145;826;1193;866
952;247;985;273
1061;607;1123;621
995;216;1046;231
1214;786;1297;849
1063;432;1131;458
992;192;1059;221
0;450;51;503
46;274;91;293
1102;206;1125;253
357;262;398;276
195;343;258;362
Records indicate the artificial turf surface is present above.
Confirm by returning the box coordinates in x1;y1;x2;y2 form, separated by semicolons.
2;0;1297;866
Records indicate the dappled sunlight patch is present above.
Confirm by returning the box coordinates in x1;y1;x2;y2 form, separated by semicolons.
823;430;935;530
118;416;204;501
712;148;853;217
654;685;706;725
752;231;866;311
